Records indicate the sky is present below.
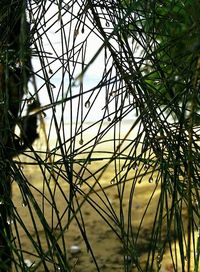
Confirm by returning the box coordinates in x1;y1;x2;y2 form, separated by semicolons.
28;1;138;126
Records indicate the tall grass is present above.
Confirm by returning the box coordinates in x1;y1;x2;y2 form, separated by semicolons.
0;0;199;271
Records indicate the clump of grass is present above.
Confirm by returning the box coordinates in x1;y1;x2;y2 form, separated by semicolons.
0;1;199;271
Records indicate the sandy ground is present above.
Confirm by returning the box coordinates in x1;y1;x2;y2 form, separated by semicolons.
11;122;198;272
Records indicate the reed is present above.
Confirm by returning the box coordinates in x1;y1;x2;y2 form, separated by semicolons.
0;1;199;271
